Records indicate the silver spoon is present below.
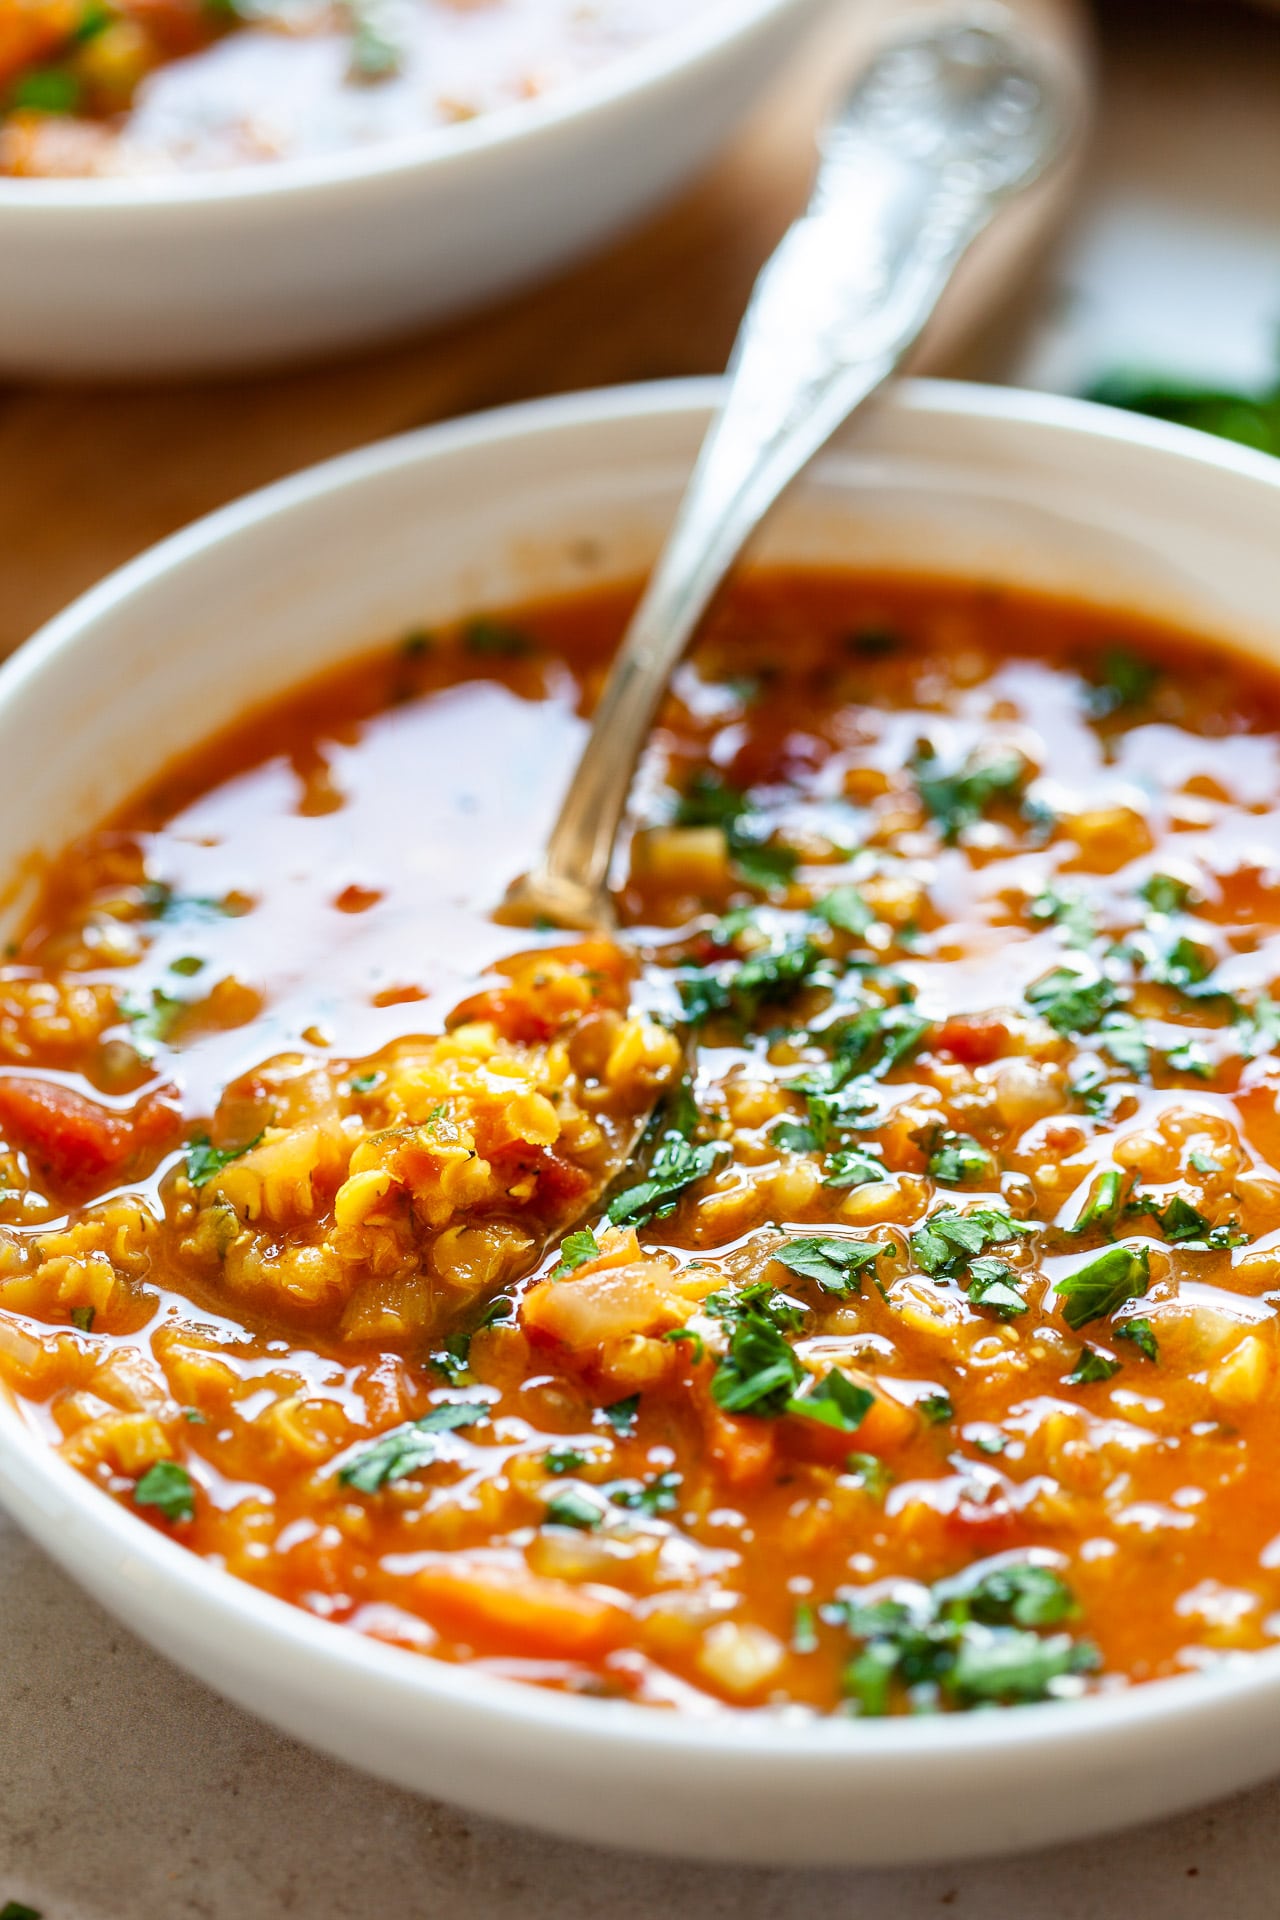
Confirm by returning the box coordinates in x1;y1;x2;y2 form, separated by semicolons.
507;7;1074;933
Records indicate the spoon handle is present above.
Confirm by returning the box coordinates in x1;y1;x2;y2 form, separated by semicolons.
517;11;1072;928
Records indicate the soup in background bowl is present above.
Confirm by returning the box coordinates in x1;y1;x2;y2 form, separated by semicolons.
3;381;1280;1864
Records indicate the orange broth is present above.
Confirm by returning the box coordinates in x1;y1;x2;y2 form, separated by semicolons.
4;569;1280;1716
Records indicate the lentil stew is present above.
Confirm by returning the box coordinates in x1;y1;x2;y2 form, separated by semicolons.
4;570;1280;1718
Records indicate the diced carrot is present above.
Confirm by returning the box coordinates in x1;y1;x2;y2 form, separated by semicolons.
414;1557;628;1658
781;1375;917;1467
0;1074;181;1198
703;1401;779;1490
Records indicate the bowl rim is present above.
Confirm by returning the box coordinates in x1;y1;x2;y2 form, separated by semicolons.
0;0;815;215
6;374;1280;1774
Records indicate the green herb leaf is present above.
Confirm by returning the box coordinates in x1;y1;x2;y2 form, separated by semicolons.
1028;887;1097;948
70;1305;95;1332
663;1326;706;1363
785;1368;874;1433
913;746;1026;843
601;1395;640;1435
1141;873;1195;915
552;1228;601;1278
1054;1244;1150;1329
185;1131;264;1187
791;1600;819;1654
910;1205;1033;1278
339;1400;489;1492
1066;1346;1122;1386
679;939;823;1028
708;1287;806;1416
1083;647;1159;719
674;770;798;894
1068;1168;1126;1235
773;1236;891;1296
543;1447;587;1475
462;616;534;656
920;1391;954;1425
1026;964;1118;1037
921;1127;997;1185
604;1470;682;1517
815;885;876;938
133;1461;195;1524
1115;1317;1159;1362
822;1145;889;1189
966;1256;1027;1319
544;1486;604;1531
962;1562;1078;1628
607;1130;726;1228
949;1628;1096;1705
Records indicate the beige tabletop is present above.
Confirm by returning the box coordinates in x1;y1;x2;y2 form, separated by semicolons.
4;1;1280;1912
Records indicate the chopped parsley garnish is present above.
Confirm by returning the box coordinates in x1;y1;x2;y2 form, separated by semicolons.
920;1392;954;1425
1141;873;1195;915
601;1395;640;1436
607;1128;726;1229
674;770;798;893
544;1486;603;1531
1053;1244;1150;1330
835;1561;1094;1715
133;1461;195;1524
348;1070;382;1094
815;885;876;938
918;1126;997;1185
707;1283;806;1416
1083;647;1159;718
338;1401;489;1493
822;1145;890;1189
604;1470;683;1517
1066;1346;1122;1386
120;986;187;1055
543;1447;587;1475
1115;1317;1159;1362
185;1131;264;1188
679;938;824;1028
791;1600;819;1654
1028;886;1097;947
347;0;406;78
785;1368;873;1434
70;1305;95;1332
808;1002;931;1086
1068;1168;1126;1235
0;1902;43;1920
912;745;1026;843
910;1205;1033;1279
462;616;535;657
1237;995;1280;1059
552;1228;600;1278
965;1256;1027;1319
1128;1191;1247;1247
773;1236;891;1296
1025;964;1117;1036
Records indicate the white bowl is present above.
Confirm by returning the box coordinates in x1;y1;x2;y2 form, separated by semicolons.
0;0;821;379
4;379;1280;1865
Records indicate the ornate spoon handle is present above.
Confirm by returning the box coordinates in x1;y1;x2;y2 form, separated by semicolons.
513;11;1072;929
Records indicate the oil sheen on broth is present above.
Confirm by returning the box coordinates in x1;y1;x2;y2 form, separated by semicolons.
2;572;1280;1717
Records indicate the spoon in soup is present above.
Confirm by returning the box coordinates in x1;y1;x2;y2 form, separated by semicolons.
498;7;1077;1245
506;6;1074;935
